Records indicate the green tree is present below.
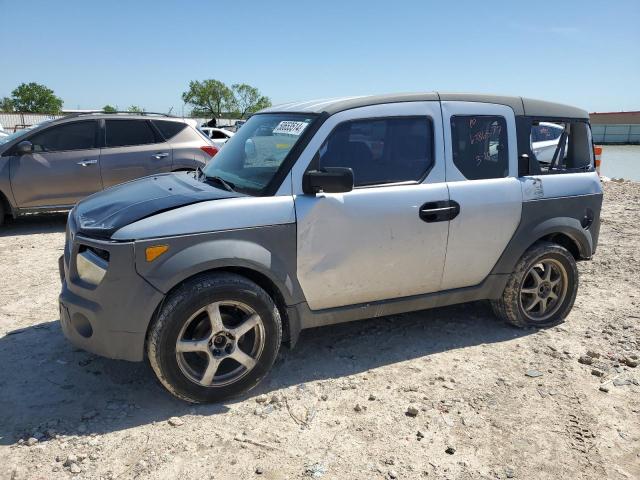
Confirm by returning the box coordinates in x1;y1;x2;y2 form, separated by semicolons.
10;82;63;113
102;104;117;113
182;79;234;118
231;83;272;118
128;105;143;113
0;97;14;112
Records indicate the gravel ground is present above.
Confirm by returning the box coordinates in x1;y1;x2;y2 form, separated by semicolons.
0;181;638;480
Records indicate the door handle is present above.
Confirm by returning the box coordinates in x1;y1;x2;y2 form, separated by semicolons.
77;159;98;167
419;200;460;223
152;152;169;159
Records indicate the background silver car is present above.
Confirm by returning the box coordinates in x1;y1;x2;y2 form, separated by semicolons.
0;113;217;225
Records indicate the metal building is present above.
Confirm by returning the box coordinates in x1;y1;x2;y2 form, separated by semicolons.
590;111;640;144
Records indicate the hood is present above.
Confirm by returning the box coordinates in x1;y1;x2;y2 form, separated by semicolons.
74;172;243;239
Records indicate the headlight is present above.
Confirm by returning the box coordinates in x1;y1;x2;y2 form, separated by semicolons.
76;247;109;285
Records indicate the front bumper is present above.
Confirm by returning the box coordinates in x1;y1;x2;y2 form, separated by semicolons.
58;226;165;362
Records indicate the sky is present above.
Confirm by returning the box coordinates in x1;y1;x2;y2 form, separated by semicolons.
1;0;639;113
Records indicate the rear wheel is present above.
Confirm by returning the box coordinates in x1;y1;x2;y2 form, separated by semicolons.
0;200;5;227
491;241;578;328
147;273;282;403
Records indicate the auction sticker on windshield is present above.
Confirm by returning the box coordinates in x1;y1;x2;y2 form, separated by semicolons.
273;120;309;136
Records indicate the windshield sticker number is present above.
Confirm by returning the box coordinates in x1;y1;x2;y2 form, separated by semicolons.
273;121;309;136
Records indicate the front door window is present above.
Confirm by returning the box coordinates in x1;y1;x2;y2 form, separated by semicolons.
317;116;434;186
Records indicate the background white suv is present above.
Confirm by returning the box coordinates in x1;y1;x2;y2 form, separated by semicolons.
531;121;566;163
200;127;234;147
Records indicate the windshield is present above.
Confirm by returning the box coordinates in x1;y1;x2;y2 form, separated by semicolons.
202;113;316;195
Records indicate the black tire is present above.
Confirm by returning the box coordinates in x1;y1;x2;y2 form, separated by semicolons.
0;198;5;227
491;241;578;328
147;272;282;403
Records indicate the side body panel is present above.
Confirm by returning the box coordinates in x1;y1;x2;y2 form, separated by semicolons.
10;148;103;208
492;170;604;273
440;101;523;290
0;154;16;209
520;171;602;201
491;193;603;275
292;101;450;310
99;140;172;189
168;126;210;170
442;177;522;289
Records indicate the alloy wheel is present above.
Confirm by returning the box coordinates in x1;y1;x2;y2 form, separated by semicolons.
519;258;568;322
175;301;265;387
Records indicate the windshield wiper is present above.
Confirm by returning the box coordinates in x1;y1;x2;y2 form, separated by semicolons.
202;172;236;192
195;167;235;192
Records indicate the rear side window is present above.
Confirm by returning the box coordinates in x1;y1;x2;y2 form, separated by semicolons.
318;117;434;186
451;116;509;180
105;120;160;147
527;120;593;174
152;120;187;140
29;121;97;152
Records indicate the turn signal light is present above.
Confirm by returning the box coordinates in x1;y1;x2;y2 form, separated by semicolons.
145;245;169;262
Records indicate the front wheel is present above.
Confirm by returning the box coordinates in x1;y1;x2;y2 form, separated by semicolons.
147;273;282;403
491;241;578;328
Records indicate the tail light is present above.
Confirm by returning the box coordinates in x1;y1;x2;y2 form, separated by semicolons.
200;145;219;157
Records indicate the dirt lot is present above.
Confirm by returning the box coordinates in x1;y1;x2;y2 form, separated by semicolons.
0;181;638;480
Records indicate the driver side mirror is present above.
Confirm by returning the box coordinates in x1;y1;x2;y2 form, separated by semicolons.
303;167;354;194
16;141;33;155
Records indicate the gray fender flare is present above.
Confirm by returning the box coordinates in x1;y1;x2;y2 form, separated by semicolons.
135;236;302;306
530;217;592;257
491;216;593;275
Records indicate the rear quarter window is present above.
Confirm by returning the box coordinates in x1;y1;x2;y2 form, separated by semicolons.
152;120;188;140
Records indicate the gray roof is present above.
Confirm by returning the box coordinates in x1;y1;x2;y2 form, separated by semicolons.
260;92;589;119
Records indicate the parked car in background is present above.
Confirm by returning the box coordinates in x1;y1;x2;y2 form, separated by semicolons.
531;121;567;164
0;112;217;225
200;127;234;147
58;93;601;403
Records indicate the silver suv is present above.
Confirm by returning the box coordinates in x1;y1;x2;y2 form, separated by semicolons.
0;113;217;225
59;93;603;403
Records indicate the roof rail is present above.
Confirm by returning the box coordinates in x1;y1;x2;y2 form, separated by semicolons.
61;111;177;119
